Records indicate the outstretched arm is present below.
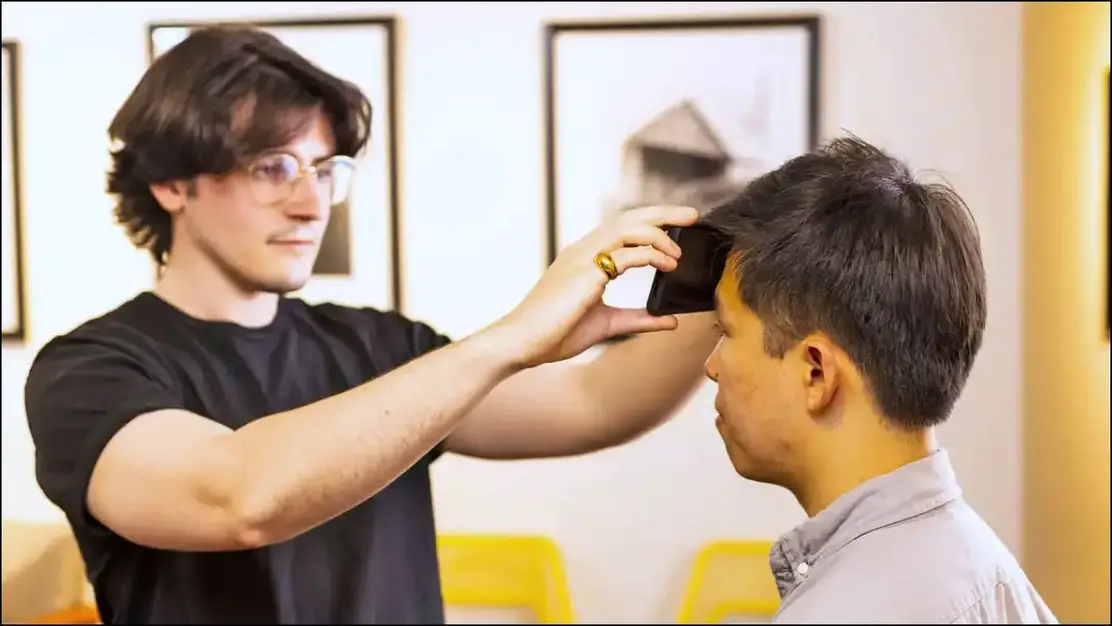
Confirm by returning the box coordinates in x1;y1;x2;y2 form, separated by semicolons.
28;204;699;553
30;324;525;554
443;311;719;460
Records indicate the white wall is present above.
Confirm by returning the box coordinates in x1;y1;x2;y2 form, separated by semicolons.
1;2;1022;623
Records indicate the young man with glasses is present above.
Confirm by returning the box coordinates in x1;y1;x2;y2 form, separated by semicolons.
24;26;718;624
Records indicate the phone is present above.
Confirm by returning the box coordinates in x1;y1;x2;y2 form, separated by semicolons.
646;223;730;317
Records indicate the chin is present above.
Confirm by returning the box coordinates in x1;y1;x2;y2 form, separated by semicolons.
727;447;792;488
730;459;771;484
719;431;775;485
252;271;312;295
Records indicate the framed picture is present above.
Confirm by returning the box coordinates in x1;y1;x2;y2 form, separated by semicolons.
2;39;27;342
543;16;821;312
146;16;403;312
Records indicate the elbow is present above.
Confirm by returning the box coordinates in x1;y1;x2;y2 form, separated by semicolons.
225;488;286;550
217;437;301;550
225;500;278;550
203;454;282;550
578;390;663;452
595;413;659;450
230;520;272;551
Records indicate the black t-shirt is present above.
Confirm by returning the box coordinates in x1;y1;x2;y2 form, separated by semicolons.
24;292;453;624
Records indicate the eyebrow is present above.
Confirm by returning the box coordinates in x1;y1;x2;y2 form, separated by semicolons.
257;150;339;165
309;153;340;165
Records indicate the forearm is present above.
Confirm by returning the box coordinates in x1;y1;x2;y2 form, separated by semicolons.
579;312;719;443
442;313;719;461
226;324;524;546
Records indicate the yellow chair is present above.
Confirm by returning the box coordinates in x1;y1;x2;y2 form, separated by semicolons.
436;533;575;624
675;540;780;623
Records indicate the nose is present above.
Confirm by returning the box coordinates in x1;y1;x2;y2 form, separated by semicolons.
284;177;329;222
704;340;721;383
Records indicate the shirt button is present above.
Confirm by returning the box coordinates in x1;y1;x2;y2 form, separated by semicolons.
796;562;810;576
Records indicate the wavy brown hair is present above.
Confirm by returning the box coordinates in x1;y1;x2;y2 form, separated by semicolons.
106;26;372;265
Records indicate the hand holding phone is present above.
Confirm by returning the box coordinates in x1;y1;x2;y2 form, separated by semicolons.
646;223;730;317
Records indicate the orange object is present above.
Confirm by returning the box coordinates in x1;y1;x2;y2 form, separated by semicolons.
26;604;100;624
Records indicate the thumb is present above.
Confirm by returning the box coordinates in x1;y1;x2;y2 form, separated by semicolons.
604;307;679;337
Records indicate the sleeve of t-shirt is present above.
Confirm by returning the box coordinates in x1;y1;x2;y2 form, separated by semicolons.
373;310;455;461
369;309;454;363
24;334;188;530
400;313;453;359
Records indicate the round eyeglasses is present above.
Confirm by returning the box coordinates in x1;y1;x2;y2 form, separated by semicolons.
246;152;358;207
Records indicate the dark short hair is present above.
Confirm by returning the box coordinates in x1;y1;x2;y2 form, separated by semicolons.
704;136;987;429
106;26;373;264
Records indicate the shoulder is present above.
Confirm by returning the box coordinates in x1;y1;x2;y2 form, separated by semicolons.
28;295;178;393
948;578;1058;624
285;299;453;360
25;299;185;426
778;501;1034;624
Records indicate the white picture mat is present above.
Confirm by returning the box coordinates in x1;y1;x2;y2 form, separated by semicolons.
150;23;396;311
551;26;813;309
2;45;21;337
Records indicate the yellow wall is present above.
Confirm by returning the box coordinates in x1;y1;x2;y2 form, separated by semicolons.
1022;2;1111;623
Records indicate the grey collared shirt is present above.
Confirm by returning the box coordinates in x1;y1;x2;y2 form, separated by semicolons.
770;450;1058;624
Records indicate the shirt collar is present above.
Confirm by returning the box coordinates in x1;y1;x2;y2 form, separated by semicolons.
769;449;963;599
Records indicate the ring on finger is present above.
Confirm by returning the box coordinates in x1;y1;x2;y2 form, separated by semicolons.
593;251;619;280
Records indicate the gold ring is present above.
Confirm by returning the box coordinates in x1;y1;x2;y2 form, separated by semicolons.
593;251;619;280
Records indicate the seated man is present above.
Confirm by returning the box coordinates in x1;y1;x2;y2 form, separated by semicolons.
701;136;1058;624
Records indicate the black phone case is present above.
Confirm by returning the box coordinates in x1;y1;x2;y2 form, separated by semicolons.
646;225;724;317
646;228;686;316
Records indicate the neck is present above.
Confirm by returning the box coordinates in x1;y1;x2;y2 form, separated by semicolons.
793;417;938;518
154;247;280;328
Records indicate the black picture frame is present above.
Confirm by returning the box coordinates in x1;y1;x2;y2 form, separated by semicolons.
542;15;822;318
145;16;405;313
2;39;27;343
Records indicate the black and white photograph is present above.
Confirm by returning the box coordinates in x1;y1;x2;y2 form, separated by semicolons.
2;40;27;342
147;16;403;311
544;17;821;310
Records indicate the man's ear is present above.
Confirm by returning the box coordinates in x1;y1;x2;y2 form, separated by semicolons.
800;334;841;414
149;181;189;216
